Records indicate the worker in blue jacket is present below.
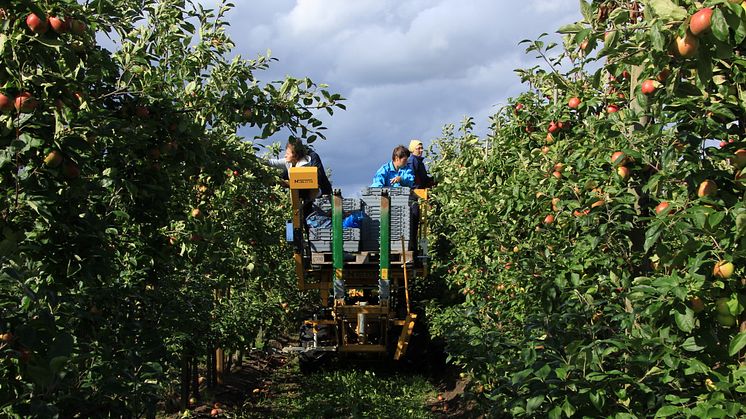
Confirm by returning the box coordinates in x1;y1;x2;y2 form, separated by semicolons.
371;145;415;187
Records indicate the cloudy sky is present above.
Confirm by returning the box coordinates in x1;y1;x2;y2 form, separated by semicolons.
220;1;582;195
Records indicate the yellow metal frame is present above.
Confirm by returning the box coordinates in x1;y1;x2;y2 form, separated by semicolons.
289;187;431;359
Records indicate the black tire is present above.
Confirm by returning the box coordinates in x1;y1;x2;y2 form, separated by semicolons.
298;323;334;373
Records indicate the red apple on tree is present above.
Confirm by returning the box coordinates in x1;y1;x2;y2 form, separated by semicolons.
568;97;581;109
689;8;713;36
617;166;630;181
44;150;63;168
543;214;555;225
607;104;619;113
69;19;87;35
14;92;37;112
713;260;734;279
49;16;69;33
697;180;717;197
610;151;628;166
26;13;48;34
674;31;699;58
604;30;615;44
690;296;705;313
736;169;746;186
641;79;656;95
731;149;746;169
0;93;12;112
655;201;670;215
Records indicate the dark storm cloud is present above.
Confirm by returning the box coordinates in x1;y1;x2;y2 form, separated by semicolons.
217;0;581;194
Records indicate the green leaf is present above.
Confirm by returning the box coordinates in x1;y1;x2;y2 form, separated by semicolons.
705;407;728;418
656;405;681;417
535;363;551;380
647;0;688;20
674;307;695;333
603;30;618;50
735;8;746;44
728;332;746;356
691;208;710;229
34;36;64;49
684;359;709;375
526;395;544;413
580;0;592;22
644;224;662;252
558;23;585;34
590;389;605;412
655;406;681;418
708;211;726;229
562;397;576;417
610;7;631;25
697;51;714;86
735;213;746;237
651;22;666;51
652;278;680;294
711;8;730;42
18;133;44;151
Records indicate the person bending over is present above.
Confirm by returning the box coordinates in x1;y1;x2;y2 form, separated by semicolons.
267;140;332;217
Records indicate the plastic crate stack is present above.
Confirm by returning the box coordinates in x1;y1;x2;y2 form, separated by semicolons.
360;187;415;252
308;227;361;252
308;196;362;252
313;196;362;214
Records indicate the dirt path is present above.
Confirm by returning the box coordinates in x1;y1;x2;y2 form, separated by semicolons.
178;348;475;418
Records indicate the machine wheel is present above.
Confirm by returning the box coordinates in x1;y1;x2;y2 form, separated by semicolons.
298;323;334;373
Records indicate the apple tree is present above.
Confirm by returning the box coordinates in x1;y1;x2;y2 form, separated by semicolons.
0;0;341;416
427;0;746;416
